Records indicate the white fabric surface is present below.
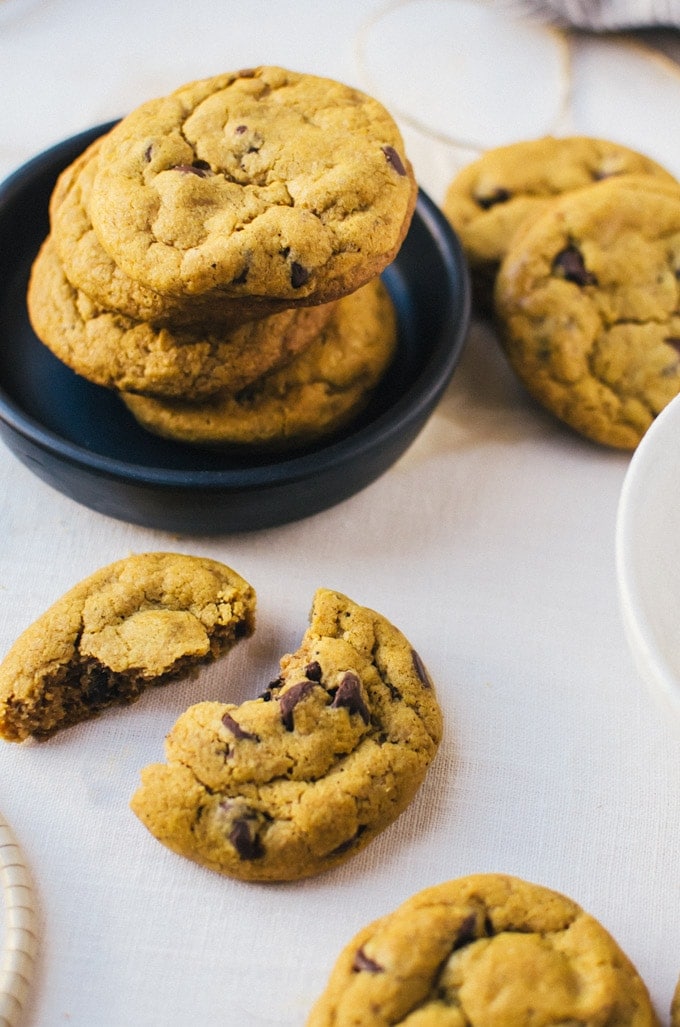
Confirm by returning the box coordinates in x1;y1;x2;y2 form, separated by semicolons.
1;2;680;1024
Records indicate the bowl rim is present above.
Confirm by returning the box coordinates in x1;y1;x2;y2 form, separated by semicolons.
615;392;680;720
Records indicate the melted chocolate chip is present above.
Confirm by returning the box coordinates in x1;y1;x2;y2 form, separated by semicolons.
221;712;259;742
231;266;249;286
259;676;283;701
411;649;431;688
331;671;369;723
305;661;323;682
290;261;310;289
476;187;511;210
279;679;317;730
382;145;407;176
352;946;384;974
452;913;478;950
552;245;598;286
229;817;265;860
172;162;212;178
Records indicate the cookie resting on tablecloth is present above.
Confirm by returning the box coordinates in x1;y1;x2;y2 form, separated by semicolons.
494;174;680;448
306;873;659;1026
130;587;442;881
0;553;255;741
443;135;676;309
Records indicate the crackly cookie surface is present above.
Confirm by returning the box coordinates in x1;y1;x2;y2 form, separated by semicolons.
121;276;397;447
443;136;675;308
494;174;680;448
27;235;331;399
0;553;255;742
88;66;416;303
130;587;442;881
306;873;659;1026
50;138;292;328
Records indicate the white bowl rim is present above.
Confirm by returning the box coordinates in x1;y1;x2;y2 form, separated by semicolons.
615;392;680;724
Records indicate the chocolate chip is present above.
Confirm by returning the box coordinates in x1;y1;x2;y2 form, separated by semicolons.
229;817;265;860
552;245;597;286
231;266;249;286
259;676;283;701
171;162;212;178
304;661;323;682
476;187;511;210
235;124;248;135
331;671;369;723
665;337;680;356
411;649;431;688
221;712;259;742
352;946;384;974
452;913;478;950
279;679;317;730
290;261;310;289
382;145;407;176
143;144;153;162
83;666;112;707
328;824;367;857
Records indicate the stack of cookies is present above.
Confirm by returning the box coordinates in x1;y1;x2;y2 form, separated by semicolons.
28;66;417;450
443;136;680;449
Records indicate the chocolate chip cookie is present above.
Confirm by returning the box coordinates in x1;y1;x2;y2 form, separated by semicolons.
27;235;332;399
443;136;676;309
121;276;397;446
50;137;287;328
130;587;442;881
0;553;255;742
306;873;659;1025
494;174;680;448
88;66;416;306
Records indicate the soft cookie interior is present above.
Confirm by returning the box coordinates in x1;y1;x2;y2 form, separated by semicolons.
0;552;256;742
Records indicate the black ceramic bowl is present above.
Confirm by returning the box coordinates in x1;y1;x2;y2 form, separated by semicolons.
0;123;470;534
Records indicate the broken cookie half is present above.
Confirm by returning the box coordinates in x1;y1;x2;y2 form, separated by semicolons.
0;552;256;742
130;588;443;881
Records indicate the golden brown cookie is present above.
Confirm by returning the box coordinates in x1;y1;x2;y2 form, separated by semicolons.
88;67;417;306
0;553;255;742
27;235;332;399
121;276;397;447
130;587;442;881
443;136;676;308
494;174;680;448
50;138;292;328
306;873;659;1026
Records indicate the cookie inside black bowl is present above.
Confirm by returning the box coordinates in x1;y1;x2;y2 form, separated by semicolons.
0;123;470;534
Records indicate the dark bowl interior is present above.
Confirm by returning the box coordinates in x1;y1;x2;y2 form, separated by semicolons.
0;123;470;533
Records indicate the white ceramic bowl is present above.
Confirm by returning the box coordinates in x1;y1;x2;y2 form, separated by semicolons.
616;392;680;724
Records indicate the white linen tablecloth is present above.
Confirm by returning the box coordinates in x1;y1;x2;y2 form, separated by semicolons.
1;2;679;1024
